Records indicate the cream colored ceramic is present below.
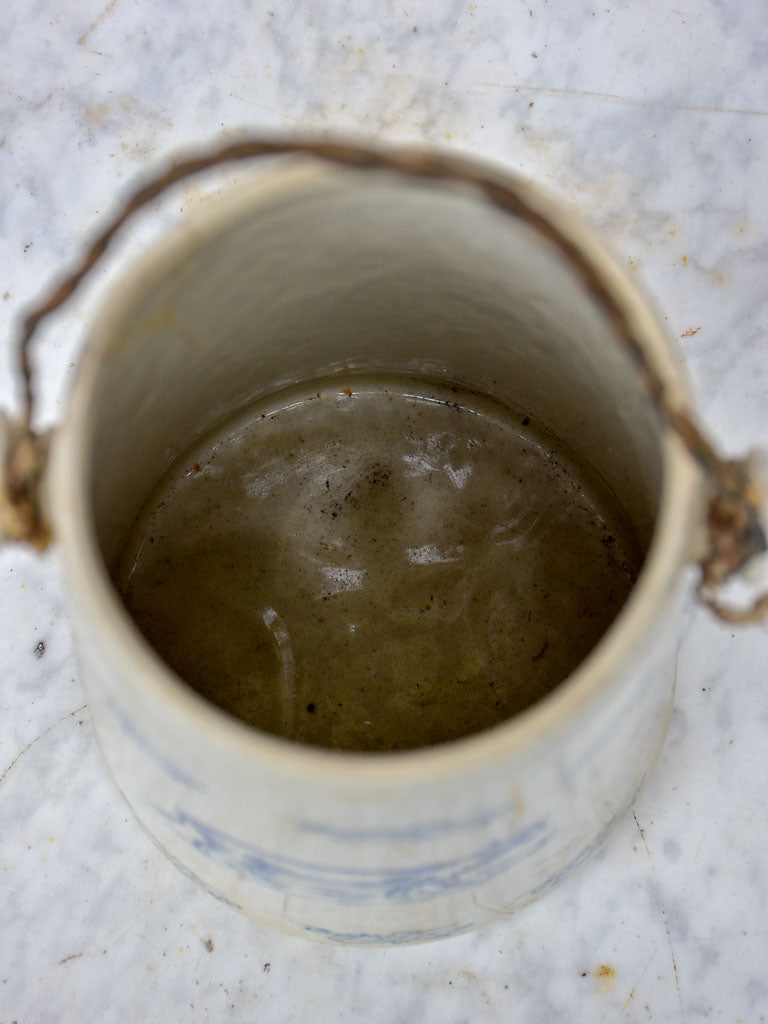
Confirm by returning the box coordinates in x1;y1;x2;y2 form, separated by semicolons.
41;155;706;944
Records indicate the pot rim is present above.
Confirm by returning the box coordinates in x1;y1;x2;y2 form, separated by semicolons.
51;151;702;785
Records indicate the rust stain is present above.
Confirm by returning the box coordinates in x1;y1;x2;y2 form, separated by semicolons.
78;0;121;46
681;254;689;267
595;964;616;991
680;327;701;338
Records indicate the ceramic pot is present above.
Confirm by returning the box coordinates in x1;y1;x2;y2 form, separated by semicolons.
2;142;763;944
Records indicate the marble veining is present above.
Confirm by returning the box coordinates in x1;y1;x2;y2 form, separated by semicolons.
1;0;767;1021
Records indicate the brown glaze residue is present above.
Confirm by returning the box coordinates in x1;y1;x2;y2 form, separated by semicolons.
115;376;642;752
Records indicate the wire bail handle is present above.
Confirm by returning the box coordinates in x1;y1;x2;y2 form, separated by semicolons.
1;137;766;620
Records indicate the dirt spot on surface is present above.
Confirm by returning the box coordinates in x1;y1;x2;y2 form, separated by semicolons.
680;327;701;337
59;952;83;965
595;964;616;991
203;937;214;952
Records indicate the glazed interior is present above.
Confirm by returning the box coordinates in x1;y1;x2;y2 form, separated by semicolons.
82;166;665;748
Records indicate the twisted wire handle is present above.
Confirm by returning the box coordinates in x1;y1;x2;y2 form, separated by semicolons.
5;136;767;619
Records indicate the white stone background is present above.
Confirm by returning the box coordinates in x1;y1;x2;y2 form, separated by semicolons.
1;1;767;1021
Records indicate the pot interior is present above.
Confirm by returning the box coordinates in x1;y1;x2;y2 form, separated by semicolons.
82;165;665;750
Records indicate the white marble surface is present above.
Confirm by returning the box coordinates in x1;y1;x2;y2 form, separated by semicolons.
1;0;767;1020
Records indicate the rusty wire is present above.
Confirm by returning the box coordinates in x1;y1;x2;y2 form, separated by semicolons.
10;136;768;620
